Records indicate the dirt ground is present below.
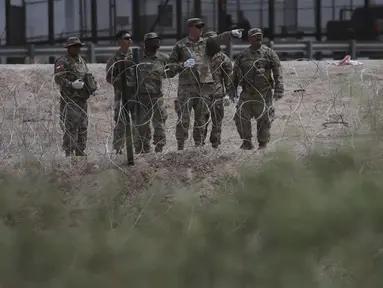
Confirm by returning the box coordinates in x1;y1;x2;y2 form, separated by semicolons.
0;60;382;203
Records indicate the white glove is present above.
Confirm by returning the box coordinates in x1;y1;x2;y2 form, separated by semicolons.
223;95;231;107
71;79;84;90
231;29;243;38
183;57;196;68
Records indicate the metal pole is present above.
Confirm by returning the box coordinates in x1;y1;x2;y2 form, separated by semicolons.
22;0;26;44
132;0;140;43
315;0;321;41
218;0;227;33
236;0;240;22
268;0;275;40
176;0;182;40
119;56;134;166
48;0;54;45
79;0;84;38
109;0;116;38
5;0;11;45
109;0;113;36
260;0;263;29
84;0;88;37
91;0;98;43
194;0;201;18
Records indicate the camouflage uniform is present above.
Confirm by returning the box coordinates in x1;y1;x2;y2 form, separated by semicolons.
136;33;174;152
54;37;92;155
231;28;284;148
168;18;234;148
106;47;139;152
204;51;232;147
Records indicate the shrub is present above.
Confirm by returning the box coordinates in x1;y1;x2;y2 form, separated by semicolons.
0;143;383;287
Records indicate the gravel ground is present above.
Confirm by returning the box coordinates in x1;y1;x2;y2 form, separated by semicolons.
0;60;382;202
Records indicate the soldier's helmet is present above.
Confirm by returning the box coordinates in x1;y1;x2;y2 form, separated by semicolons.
144;32;161;41
203;31;218;38
65;37;85;48
248;28;263;37
187;18;205;28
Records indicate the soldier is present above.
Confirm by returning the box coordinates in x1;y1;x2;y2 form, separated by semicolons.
106;30;139;155
203;31;233;148
54;36;98;157
135;32;175;153
229;28;284;150
167;18;243;150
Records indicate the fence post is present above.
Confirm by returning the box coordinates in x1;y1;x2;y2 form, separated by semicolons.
26;44;36;64
87;43;96;63
306;40;313;59
349;39;356;59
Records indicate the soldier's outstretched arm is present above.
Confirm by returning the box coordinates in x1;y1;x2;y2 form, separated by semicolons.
212;28;244;45
269;49;284;99
54;58;72;89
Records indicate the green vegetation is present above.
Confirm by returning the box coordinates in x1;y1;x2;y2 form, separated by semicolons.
0;143;383;288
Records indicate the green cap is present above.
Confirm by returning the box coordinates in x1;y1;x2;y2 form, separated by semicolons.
187;18;204;27
65;37;85;48
144;32;161;41
248;28;263;37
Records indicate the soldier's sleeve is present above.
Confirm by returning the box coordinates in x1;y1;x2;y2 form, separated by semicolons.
210;56;220;98
166;42;183;75
222;55;233;91
125;53;137;89
269;49;284;94
106;54;118;84
54;58;72;90
210;31;232;45
229;54;242;93
80;56;89;73
162;53;177;79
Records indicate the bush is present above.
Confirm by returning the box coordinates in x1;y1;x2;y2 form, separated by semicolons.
1;144;383;288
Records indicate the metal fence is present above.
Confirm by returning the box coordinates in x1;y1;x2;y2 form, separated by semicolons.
1;40;383;63
5;0;371;46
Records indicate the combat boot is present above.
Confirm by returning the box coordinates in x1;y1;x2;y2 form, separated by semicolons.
212;142;219;149
75;149;86;157
135;146;142;154
65;150;73;157
258;141;268;149
240;140;254;150
177;141;184;151
142;146;152;154
155;145;163;153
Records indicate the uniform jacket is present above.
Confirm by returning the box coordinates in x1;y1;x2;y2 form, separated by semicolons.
210;52;233;98
168;31;232;86
231;45;284;95
54;54;90;99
